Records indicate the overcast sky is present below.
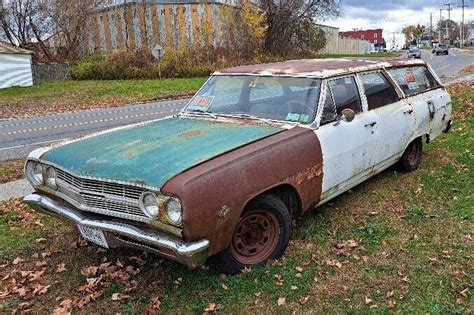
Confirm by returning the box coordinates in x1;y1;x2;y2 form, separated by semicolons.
325;0;474;46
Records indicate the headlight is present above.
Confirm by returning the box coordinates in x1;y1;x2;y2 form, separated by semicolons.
165;198;182;226
26;161;44;186
140;192;160;218
44;166;57;190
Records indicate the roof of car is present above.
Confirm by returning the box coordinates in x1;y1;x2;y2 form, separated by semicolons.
215;58;426;78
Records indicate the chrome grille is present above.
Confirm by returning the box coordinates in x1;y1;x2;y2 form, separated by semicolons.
54;168;148;222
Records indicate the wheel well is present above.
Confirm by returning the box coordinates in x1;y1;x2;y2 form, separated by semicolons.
425;133;430;144
249;184;302;218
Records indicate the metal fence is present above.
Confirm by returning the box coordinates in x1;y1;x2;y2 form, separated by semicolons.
321;35;372;55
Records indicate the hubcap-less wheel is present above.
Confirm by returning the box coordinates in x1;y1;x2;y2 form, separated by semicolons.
406;141;419;165
231;210;280;265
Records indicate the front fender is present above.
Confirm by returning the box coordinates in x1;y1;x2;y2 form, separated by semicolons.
162;126;323;256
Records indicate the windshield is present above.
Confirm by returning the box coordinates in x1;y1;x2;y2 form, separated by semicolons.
409;48;419;53
184;75;322;124
438;45;447;48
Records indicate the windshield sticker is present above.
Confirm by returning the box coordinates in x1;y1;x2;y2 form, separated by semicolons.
299;114;310;123
286;113;301;122
190;96;213;108
405;71;417;83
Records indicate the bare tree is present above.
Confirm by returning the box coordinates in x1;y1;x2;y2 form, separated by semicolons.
259;0;340;56
44;0;100;60
0;0;52;58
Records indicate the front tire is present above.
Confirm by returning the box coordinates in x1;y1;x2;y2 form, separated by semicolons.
213;194;291;274
398;138;422;172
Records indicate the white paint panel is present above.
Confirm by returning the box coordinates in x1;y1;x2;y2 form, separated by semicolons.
0;53;33;89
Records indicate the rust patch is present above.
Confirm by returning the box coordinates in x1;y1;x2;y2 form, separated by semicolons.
178;130;202;138
289;164;322;186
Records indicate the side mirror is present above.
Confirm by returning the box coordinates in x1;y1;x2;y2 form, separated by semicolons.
341;108;355;122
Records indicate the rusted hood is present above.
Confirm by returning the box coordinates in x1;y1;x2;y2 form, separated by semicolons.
39;117;283;188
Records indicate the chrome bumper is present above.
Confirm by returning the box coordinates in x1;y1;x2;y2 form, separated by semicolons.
24;193;209;268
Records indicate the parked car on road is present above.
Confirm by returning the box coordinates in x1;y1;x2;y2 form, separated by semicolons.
433;44;449;55
24;59;452;274
408;47;422;58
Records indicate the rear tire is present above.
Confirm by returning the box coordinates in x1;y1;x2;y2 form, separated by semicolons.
398;138;422;172
212;194;291;275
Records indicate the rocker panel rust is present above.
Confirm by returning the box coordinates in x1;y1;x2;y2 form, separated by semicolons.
162;126;323;256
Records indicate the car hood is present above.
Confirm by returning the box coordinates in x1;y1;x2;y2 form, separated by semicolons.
40;117;284;188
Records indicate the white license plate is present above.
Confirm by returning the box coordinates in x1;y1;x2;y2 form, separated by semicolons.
77;224;109;248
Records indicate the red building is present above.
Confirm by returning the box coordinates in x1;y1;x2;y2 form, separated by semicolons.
339;29;384;45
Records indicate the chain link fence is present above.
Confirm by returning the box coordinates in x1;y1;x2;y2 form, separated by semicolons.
32;63;71;83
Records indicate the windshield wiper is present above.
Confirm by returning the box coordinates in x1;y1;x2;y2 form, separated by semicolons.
219;113;273;124
185;108;218;119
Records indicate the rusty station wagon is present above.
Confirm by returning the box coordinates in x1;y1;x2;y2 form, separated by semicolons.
24;58;452;274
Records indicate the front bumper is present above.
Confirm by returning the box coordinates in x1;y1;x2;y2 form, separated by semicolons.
24;193;209;268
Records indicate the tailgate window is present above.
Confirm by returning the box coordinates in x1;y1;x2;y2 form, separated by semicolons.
388;66;439;96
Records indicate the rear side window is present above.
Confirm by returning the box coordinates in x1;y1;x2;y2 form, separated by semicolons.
361;72;400;110
388;66;439;96
320;76;362;125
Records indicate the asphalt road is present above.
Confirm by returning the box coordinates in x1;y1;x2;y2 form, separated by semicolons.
0;99;189;161
420;48;474;82
1;49;473;161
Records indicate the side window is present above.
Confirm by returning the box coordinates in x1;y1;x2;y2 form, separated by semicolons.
388;66;440;96
320;76;362;125
361;72;400;110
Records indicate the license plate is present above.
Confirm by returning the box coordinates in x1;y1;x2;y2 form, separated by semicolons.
77;224;109;248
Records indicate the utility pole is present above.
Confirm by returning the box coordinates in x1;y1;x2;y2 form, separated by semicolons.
439;8;445;42
459;0;469;48
445;3;453;43
430;12;433;40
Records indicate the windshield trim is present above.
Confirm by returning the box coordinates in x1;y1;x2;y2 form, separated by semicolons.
183;75;322;126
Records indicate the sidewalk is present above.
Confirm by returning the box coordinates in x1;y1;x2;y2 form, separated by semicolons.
0;179;33;201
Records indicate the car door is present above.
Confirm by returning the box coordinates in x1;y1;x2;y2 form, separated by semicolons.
359;71;414;168
314;75;378;204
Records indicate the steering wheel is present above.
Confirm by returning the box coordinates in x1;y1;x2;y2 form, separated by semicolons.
284;100;313;115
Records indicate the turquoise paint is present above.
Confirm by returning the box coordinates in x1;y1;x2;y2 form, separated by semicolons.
42;117;283;188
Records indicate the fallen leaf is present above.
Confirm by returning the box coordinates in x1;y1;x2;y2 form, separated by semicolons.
459;288;469;298
277;297;286;306
386;291;394;298
222;284;229;290
299;296;309;305
81;266;98;277
111;293;129;301
32;284;51;296
291;285;298;290
326;259;342;268
387;300;396;308
274;274;284;286
56;263;67;273
146;297;161;312
365;296;373;304
12;257;24;265
204;303;222;312
295;266;303;272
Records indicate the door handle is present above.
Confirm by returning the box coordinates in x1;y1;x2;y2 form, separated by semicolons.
365;121;377;127
403;109;414;114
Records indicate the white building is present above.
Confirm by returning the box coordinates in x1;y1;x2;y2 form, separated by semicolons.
0;43;34;89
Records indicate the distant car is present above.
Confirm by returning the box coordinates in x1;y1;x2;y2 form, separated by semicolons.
433;44;449;55
408;47;421;59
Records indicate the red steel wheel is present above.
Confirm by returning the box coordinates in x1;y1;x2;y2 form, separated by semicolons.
212;194;291;274
231;210;280;265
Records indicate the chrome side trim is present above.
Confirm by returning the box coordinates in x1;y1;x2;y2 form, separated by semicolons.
24;193;209;268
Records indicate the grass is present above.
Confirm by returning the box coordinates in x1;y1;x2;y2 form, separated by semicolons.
0;83;472;313
0;78;207;118
0;159;25;184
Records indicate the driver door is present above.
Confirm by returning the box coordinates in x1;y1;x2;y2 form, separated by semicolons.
314;75;378;204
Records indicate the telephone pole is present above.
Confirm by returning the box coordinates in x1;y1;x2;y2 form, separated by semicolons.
430;12;433;40
439;8;445;42
459;0;469;48
444;3;453;43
